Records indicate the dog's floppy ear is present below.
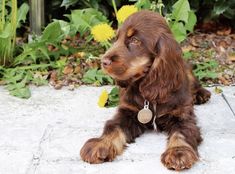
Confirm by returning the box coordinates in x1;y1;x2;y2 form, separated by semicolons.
139;34;185;103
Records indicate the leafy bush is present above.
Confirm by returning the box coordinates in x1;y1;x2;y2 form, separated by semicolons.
82;68;113;85
1;0;219;100
193;60;218;80
132;0;197;43
167;0;196;43
0;0;29;66
106;86;119;107
164;0;235;25
67;8;109;37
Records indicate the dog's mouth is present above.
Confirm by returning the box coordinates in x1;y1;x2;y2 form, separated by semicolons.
102;63;127;80
103;63;152;82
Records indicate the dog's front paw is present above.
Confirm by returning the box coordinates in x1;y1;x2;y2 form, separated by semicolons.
80;138;117;164
161;146;198;171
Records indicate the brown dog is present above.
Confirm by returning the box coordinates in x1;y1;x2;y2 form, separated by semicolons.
80;10;211;171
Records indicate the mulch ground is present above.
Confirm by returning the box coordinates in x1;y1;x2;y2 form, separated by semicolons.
182;31;235;86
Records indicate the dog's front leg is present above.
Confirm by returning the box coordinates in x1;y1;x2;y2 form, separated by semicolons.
80;108;145;164
161;115;202;171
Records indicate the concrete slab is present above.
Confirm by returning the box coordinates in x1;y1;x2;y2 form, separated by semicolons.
0;86;235;174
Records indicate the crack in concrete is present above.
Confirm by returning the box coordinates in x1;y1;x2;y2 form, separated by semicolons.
221;93;235;117
25;124;54;174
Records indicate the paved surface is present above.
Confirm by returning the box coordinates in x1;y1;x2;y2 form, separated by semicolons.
0;86;235;174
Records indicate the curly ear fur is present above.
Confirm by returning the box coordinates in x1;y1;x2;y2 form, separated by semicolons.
139;34;186;103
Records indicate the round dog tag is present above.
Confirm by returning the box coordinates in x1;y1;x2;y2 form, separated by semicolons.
137;108;153;124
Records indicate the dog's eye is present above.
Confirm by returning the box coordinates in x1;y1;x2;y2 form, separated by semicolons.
130;37;141;45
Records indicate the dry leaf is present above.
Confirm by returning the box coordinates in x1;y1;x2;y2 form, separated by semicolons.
49;71;57;82
74;65;81;74
0;80;5;85
218;76;230;85
182;45;196;52
217;27;231;36
74;52;85;58
54;83;63;90
214;87;223;94
228;53;235;62
68;84;75;91
63;65;74;75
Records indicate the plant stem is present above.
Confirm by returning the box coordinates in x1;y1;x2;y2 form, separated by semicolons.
10;63;53;70
0;0;5;31
11;0;17;53
112;0;118;16
0;0;6;66
157;0;164;16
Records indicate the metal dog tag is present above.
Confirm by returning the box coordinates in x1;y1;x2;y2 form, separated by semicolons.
137;100;153;124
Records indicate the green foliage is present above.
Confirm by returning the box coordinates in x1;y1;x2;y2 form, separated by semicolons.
168;0;197;43
61;0;100;9
82;68;113;85
0;1;29;66
132;0;196;43
183;51;193;60
1;18;78;98
3;64;50;98
16;2;28;27
132;0;152;9
106;86;119;107
1;6;112;99
4;68;31;98
193;60;218;80
14;20;71;66
164;0;235;23
211;0;235;19
68;8;109;37
60;0;123;18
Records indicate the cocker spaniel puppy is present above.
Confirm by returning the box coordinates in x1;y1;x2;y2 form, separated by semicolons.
80;10;211;171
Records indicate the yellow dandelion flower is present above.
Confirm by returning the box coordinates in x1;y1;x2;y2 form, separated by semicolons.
116;5;138;23
98;89;109;107
91;23;115;43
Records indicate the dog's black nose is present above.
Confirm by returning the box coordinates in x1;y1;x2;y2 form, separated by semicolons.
101;58;112;67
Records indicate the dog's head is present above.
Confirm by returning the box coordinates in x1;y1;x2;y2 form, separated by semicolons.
102;10;185;102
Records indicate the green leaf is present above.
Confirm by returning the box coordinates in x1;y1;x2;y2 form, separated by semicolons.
172;0;190;23
41;21;63;42
31;77;48;86
193;60;218;80
9;86;31;99
61;0;79;8
183;51;192;59
106;86;119;107
185;10;197;32
213;3;229;16
17;3;29;27
82;68;98;84
171;22;187;43
70;8;108;35
82;68;113;85
58;20;71;36
37;46;49;58
0;24;12;38
134;0;151;9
